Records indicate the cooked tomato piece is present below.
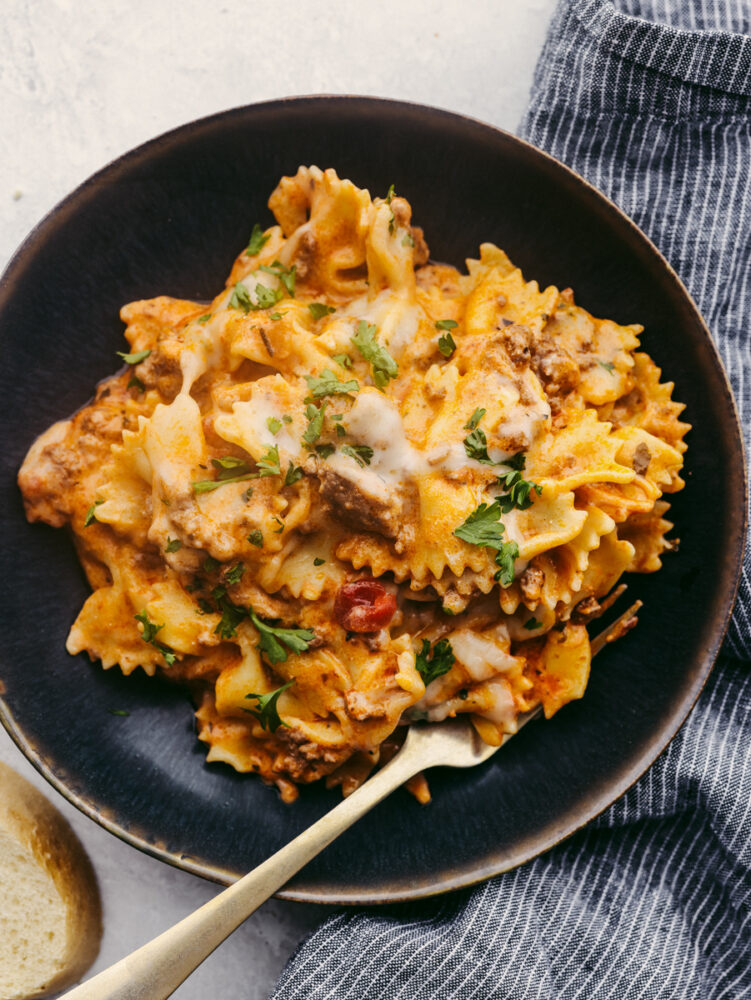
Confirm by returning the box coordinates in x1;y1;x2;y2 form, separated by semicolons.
334;579;397;632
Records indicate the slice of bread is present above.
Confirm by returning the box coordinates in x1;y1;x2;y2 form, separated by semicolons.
0;762;102;999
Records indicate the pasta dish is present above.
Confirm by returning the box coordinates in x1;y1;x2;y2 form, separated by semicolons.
18;168;688;802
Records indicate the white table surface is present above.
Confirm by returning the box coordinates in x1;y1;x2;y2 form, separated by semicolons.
0;2;556;996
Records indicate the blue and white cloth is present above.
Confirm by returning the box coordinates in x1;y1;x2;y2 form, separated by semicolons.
272;3;751;996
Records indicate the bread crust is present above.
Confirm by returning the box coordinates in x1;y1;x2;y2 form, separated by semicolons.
0;762;102;998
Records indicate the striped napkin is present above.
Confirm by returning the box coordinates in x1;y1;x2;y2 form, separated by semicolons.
272;3;751;996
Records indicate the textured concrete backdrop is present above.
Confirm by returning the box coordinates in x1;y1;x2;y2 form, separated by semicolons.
0;2;556;996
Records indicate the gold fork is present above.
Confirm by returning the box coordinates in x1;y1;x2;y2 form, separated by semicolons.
60;601;640;1000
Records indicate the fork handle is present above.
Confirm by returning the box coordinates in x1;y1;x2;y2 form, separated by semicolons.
60;744;424;1000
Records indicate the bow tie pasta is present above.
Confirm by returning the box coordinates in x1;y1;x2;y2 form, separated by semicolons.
18;167;688;802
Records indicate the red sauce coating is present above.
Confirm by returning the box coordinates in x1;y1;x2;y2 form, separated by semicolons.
334;579;397;632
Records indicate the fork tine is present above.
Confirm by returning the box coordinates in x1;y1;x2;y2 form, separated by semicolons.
590;600;643;656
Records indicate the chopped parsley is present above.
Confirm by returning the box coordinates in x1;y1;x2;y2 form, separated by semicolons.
284;462;303;486
597;359;616;374
341;443;373;467
435;319;458;332
332;353;352;369
415;638;455;687
282;414;293;424
259;261;296;297
245;223;270;256
464;408;486;430
453;500;520;587
308;302;336;320
128;375;145;392
213;589;247;640
248;529;263;547
229;281;283;313
83;499;104;527
229;282;254;313
402;232;415;248
243;680;295;732
224;563;245;586
304;369;359;400
316;443;336;459
254;283;284;310
193;456;255;493
266;416;282;435
336;423;346;437
117;348;151;365
255;444;281;477
462;409;494;465
270;312;284;321
249;610;315;664
165;537;182;553
203;556;221;573
272;516;285;533
134;610;176;666
496;455;542;513
524;617;543;630
351;321;398;390
438;333;456;358
302;402;327;447
313;557;326;566
197;313;211;325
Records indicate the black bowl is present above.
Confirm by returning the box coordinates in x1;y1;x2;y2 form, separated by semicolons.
0;96;744;903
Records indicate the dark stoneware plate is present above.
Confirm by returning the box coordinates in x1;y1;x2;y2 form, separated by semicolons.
0;97;745;904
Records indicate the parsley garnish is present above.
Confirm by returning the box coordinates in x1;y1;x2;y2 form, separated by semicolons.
332;353;352;369
197;314;211;324
193;456;255;493
282;414;293;423
83;499;104;527
128;375;145;392
524;617;543;630
385;184;395;202
415;638;455;687
270;312;284;321
117;348;151;365
248;610;315;664
304;369;359;400
213;589;247;640
435;319;458;332
341;443;373;467
316;443;335;459
243;680;295;732
284;463;303;486
336;423;346;438
272;516;285;533
494;541;520;587
203;556;221;573
229;282;254;313
597;360;616;374
266;416;282;435
224;563;245;586
248;529;263;547
462;409;494;465
134;610;176;666
454;501;506;549
438;333;456;357
453;500;520;587
302;402;327;447
308;303;336;320
165;537;182;553
259;261;296;297
464;408;486;430
229;281;283;313
402;232;415;248
496;455;542;513
245;223;270;256
313;557;325;566
255;445;281;477
351;321;398;390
